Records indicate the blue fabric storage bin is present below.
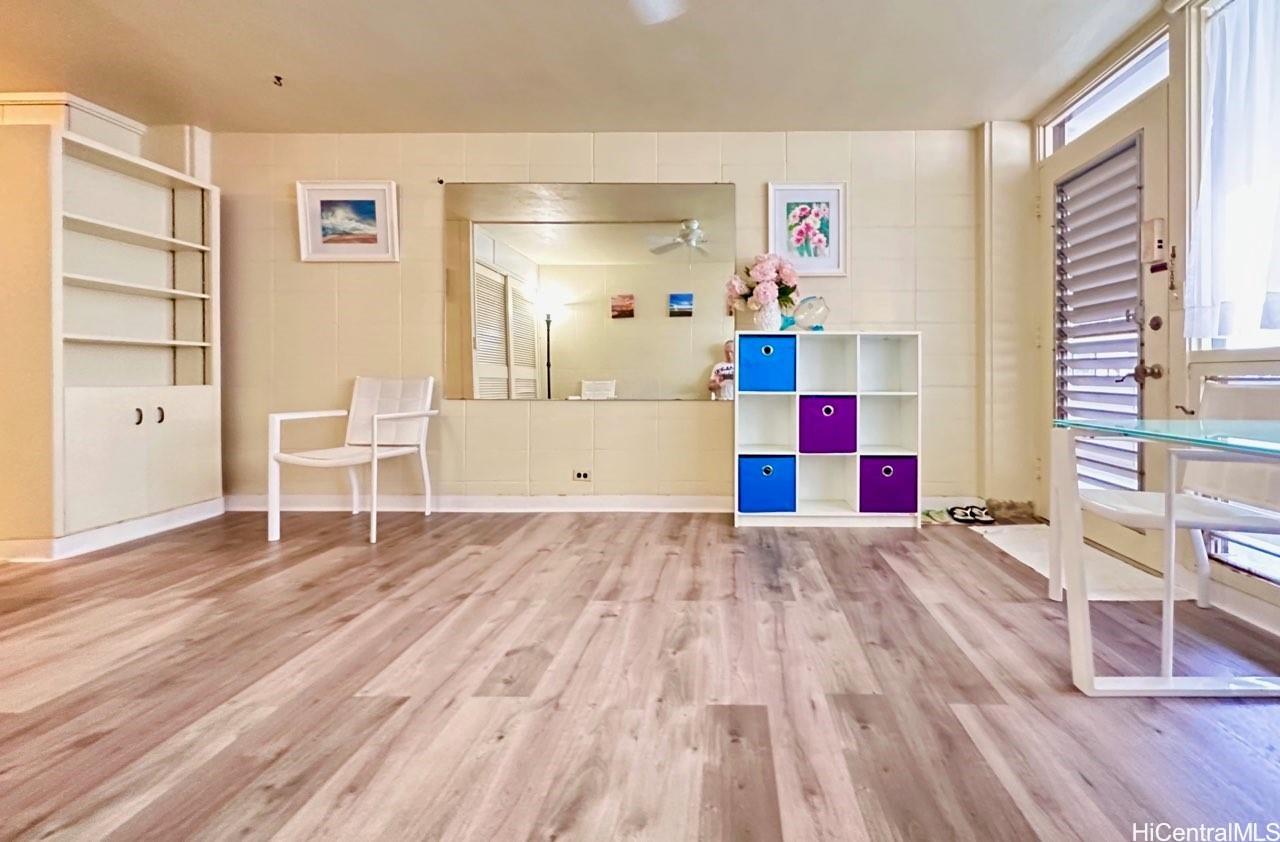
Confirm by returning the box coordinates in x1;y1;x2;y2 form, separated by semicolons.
738;335;796;392
738;455;796;513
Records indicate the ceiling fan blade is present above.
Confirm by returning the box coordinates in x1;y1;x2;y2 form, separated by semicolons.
650;240;683;255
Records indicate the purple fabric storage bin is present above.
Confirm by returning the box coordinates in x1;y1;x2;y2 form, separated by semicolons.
799;396;857;453
860;456;918;513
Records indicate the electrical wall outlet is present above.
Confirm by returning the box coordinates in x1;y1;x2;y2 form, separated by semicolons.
572;469;591;481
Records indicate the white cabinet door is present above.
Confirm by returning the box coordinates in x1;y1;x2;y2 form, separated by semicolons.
63;388;149;533
146;386;220;512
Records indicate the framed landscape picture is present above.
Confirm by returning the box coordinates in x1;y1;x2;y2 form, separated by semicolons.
296;180;400;262
767;182;845;276
610;293;636;319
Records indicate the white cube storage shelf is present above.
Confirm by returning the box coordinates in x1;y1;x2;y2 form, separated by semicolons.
734;331;921;527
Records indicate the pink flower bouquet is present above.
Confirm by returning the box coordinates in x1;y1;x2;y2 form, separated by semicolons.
725;253;799;314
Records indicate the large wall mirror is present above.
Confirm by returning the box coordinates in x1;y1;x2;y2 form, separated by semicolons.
444;183;736;400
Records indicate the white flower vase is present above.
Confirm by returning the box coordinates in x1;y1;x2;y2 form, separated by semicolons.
753;300;783;331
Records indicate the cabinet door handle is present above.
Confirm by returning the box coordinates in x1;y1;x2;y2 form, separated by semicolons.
761;464;774;477
156;406;166;424
822;404;835;417
881;465;894;478
134;408;144;426
761;344;774;357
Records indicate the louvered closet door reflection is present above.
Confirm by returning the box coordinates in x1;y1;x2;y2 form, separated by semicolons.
1054;140;1143;490
473;264;510;399
509;286;539;399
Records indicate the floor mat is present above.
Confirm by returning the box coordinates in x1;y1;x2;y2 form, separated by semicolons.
972;523;1194;601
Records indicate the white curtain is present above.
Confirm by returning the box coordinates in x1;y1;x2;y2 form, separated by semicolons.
1186;0;1280;341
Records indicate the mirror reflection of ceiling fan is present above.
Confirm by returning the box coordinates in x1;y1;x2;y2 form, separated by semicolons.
648;219;710;255
627;0;688;25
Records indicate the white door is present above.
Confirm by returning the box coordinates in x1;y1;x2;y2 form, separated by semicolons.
63;388;149;533
472;263;511;398
146;386;221;512
508;281;540;399
1038;83;1170;562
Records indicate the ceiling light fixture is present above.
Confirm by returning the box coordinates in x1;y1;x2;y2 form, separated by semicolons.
627;0;688;25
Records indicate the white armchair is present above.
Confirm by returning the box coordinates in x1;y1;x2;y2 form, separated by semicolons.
267;377;438;543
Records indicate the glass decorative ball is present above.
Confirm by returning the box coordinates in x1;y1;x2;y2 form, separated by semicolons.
792;296;830;331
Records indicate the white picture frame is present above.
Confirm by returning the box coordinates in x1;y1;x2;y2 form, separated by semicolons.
296;180;400;262
767;182;845;276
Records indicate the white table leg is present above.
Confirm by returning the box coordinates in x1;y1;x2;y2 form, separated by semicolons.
1161;447;1178;678
1052;427;1096;694
1048;438;1063;602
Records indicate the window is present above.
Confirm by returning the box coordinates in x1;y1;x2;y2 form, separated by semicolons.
1054;140;1144;490
1185;0;1280;351
1046;36;1170;154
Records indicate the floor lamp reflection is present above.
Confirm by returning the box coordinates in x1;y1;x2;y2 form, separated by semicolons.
537;289;565;400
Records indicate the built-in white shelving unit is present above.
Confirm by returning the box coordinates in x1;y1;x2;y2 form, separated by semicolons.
0;108;223;558
733;331;921;527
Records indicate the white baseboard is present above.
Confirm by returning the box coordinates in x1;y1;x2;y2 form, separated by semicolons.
224;493;734;514
922;496;985;510
1207;578;1280;639
0;498;226;562
225;493;985;516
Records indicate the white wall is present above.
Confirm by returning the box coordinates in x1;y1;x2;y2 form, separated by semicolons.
214;130;989;501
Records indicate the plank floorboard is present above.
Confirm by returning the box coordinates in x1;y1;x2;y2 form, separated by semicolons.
0;513;1276;840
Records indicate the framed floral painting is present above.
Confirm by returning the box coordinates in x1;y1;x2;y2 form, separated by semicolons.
767;182;845;276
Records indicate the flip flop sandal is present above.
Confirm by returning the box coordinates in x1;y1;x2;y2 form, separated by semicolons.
922;509;950;524
947;506;977;524
966;505;997;525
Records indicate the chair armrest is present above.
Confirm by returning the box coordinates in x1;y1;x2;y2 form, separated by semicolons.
371;409;438;447
268;410;347;455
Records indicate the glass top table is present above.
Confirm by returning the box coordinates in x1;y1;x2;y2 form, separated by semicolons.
1053;418;1280;458
1050;418;1280;697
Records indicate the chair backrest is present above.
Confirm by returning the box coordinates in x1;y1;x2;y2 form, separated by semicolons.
1184;379;1280;510
345;377;434;447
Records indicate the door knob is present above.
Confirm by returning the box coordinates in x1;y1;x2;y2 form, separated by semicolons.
1116;363;1164;385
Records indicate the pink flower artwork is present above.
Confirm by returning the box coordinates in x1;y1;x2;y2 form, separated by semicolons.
784;200;831;259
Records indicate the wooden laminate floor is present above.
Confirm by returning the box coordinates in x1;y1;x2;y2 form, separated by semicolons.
1;512;1279;840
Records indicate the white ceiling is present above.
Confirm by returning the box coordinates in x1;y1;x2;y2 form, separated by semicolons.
0;0;1159;132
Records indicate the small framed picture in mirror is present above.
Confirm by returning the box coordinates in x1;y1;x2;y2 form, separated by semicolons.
611;293;636;319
